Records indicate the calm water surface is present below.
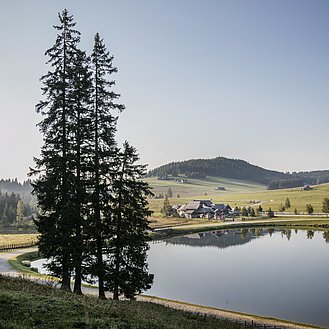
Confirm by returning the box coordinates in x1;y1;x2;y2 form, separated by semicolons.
147;229;329;327
32;229;329;327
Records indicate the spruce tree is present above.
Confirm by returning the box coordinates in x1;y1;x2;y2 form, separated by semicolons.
70;48;93;294
161;195;172;216
16;200;26;224
31;9;82;291
106;142;154;300
88;33;125;299
306;204;314;215
285;197;291;209
322;198;329;216
31;10;153;300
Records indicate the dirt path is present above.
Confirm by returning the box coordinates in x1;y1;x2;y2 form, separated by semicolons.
138;296;319;329
0;248;323;329
0;247;37;276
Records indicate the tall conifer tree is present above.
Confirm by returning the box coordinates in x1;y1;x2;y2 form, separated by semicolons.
88;33;125;299
31;9;81;291
32;11;153;299
106;142;154;300
70;48;93;294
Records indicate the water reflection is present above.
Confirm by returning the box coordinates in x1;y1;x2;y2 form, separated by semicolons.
31;227;329;327
307;230;314;239
161;227;329;250
164;229;265;249
147;228;329;327
323;231;329;243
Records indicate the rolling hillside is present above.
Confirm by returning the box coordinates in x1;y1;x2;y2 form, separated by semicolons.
147;156;329;188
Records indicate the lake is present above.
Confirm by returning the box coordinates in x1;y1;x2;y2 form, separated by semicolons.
32;228;329;327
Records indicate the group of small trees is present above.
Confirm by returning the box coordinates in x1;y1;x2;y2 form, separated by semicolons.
153;188;173;200
0;192;33;226
30;10;153;299
241;207;254;217
278;198;291;212
0;192;20;225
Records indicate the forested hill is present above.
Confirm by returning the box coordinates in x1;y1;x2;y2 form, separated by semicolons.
147;157;288;184
147;156;329;188
0;179;32;194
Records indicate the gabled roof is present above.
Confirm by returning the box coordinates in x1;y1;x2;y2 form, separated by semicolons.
193;199;213;207
179;202;202;211
214;204;232;211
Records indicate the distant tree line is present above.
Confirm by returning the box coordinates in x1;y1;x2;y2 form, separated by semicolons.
267;178;304;190
0;178;32;194
292;170;329;185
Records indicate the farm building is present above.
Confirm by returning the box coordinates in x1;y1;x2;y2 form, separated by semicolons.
177;200;231;219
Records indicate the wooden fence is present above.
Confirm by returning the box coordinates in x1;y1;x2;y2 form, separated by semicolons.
0;241;37;251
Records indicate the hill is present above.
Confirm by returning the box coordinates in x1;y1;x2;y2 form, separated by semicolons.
147;156;329;189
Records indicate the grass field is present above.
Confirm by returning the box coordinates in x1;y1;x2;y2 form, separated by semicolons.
0;275;244;329
0;234;38;246
145;176;265;197
214;184;329;213
146;176;329;215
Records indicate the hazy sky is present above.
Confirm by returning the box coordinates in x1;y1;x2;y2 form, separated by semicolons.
1;1;329;181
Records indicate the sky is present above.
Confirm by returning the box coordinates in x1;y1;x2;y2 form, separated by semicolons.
1;0;329;181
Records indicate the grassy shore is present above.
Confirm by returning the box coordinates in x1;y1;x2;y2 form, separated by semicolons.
0;275;245;329
150;217;329;240
3;219;329;329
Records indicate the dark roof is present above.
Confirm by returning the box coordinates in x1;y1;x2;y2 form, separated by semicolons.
193;199;213;207
198;207;215;214
179;200;232;213
214;204;232;211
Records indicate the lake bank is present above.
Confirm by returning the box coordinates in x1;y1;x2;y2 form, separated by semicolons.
3;220;329;328
139;295;324;329
151;216;329;239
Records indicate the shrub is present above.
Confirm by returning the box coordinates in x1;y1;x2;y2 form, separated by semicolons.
21;260;31;267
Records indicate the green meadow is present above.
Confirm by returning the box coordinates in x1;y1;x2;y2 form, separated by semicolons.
0;275;244;329
145;176;329;215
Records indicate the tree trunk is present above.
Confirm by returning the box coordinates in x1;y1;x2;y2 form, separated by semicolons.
73;256;83;294
113;284;119;300
61;256;72;292
97;237;106;299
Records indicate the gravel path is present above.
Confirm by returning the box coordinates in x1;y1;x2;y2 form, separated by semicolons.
0;247;37;276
